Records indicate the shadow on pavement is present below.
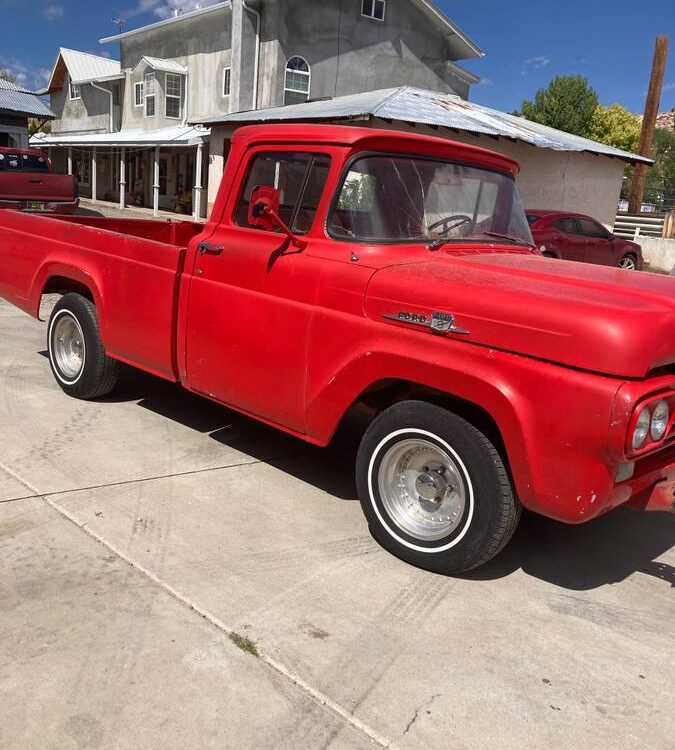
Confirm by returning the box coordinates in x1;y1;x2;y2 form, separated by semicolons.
101;364;674;590
74;207;104;217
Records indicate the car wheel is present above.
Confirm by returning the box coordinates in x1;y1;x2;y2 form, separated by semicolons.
618;253;638;270
356;401;520;574
48;293;119;399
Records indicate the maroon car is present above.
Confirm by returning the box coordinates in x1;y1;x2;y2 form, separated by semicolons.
0;147;78;214
526;210;643;270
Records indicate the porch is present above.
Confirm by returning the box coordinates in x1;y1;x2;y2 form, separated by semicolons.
31;126;210;219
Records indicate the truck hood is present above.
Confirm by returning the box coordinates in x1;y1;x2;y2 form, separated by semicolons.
364;253;675;378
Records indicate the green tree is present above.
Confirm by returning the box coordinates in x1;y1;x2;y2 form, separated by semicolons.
589;104;641;152
520;75;599;137
28;119;52;136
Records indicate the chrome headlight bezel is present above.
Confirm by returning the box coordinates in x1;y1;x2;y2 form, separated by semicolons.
632;407;651;451
650;400;669;442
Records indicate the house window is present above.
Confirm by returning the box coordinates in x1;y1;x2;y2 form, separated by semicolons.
69;81;81;100
165;73;182;119
361;0;385;20
134;81;144;107
144;72;156;117
284;56;310;106
222;67;231;97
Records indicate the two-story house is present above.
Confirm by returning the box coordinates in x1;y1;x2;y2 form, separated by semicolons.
33;0;481;217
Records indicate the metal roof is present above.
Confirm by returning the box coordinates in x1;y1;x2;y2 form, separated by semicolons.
45;48;121;92
194;86;652;165
30;125;209;148
0;78;54;119
100;2;231;44
133;56;188;75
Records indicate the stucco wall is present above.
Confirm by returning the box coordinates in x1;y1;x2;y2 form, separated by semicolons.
252;0;469;111
120;8;232;129
638;237;675;273
50;74;112;134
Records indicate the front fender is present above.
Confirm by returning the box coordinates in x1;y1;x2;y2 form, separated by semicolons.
304;327;622;521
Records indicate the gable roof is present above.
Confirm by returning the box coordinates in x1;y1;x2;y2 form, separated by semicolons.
133;56;188;75
193;85;652;165
44;48;122;94
0;78;54;118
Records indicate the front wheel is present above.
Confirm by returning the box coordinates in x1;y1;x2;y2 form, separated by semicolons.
47;293;119;399
356;401;520;574
618;254;638;270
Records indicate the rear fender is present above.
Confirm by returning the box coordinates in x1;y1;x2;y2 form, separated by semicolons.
30;262;105;331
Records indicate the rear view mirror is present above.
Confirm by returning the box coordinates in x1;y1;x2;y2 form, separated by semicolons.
248;185;280;231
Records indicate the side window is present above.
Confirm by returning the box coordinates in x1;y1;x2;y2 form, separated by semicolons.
578;218;608;238
554;217;577;234
235;152;331;235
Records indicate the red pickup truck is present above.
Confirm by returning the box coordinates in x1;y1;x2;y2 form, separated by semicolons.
0;146;78;214
0;124;673;574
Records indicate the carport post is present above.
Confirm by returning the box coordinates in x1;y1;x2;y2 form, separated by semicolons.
67;147;72;176
91;147;97;204
153;146;160;217
119;147;126;209
193;141;203;219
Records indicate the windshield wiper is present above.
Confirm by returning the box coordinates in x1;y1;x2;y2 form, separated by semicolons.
481;231;534;248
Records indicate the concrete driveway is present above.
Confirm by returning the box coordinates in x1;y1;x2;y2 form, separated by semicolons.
0;298;673;750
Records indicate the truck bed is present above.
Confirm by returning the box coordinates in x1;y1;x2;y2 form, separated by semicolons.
0;211;206;381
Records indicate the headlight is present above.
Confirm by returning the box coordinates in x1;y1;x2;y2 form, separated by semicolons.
632;407;651;450
650;400;669;441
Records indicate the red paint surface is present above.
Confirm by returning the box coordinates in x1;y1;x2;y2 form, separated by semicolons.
0;124;673;523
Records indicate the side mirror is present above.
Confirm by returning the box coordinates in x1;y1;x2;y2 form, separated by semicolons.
246;184;307;250
248;185;280;231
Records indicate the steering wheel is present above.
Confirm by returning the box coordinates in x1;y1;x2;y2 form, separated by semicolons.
427;214;474;235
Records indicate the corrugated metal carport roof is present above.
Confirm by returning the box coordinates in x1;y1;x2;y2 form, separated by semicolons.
0;78;54;119
194;86;651;165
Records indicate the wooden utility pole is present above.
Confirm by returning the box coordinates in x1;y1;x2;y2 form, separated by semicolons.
628;36;669;214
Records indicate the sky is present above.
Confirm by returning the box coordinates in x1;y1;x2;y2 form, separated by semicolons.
1;0;674;115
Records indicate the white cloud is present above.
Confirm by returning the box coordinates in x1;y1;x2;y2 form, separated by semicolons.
122;0;221;20
662;82;675;92
524;55;552;70
476;77;493;86
0;56;51;91
43;4;64;21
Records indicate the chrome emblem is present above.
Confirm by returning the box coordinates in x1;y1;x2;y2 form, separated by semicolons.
383;310;470;335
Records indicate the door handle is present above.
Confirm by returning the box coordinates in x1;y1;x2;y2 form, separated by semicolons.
198;242;224;255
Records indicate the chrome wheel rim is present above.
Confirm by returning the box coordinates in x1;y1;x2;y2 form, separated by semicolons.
619;256;636;270
377;438;467;541
52;314;85;380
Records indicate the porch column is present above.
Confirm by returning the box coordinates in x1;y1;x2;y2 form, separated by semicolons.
153;145;160;217
119;147;126;209
91;147;97;204
193;141;203;220
67;147;72;175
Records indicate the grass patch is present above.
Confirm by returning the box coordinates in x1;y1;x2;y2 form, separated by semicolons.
229;632;259;657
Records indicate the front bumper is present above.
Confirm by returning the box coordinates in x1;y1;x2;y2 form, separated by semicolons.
613;446;675;514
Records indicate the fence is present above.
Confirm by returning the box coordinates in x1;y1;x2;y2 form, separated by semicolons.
614;211;675;239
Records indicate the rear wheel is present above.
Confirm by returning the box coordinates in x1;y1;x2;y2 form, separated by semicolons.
618;253;638;270
356;401;520;574
47;293;119;399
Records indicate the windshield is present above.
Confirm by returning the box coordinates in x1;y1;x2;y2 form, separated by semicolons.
0;152;50;173
328;155;533;246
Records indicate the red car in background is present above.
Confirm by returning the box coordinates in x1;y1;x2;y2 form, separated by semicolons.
0;147;78;214
526;210;643;270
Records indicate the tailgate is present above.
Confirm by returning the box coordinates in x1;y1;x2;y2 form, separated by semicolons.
0;173;76;202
